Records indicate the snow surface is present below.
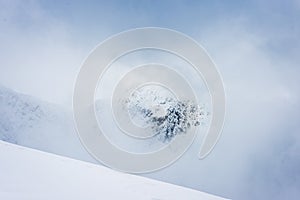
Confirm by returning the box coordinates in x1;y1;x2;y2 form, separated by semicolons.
0;140;228;200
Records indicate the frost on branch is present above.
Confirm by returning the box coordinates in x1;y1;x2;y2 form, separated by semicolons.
126;87;208;141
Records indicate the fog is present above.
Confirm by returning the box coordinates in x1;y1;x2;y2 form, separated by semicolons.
0;0;299;199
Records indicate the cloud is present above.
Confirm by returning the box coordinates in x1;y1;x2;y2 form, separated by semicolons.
0;0;87;107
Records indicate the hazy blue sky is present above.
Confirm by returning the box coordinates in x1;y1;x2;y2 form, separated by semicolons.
0;0;300;199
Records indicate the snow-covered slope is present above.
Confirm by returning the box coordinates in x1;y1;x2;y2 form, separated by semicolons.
0;140;228;200
0;86;94;162
0;86;228;199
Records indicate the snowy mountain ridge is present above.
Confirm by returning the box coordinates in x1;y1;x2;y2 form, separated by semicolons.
0;85;229;199
0;85;94;162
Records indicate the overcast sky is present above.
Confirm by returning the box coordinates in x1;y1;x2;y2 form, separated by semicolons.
0;0;300;199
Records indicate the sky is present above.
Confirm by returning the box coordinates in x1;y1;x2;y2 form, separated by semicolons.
0;0;300;199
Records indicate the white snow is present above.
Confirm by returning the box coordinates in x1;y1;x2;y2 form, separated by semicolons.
0;140;228;200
